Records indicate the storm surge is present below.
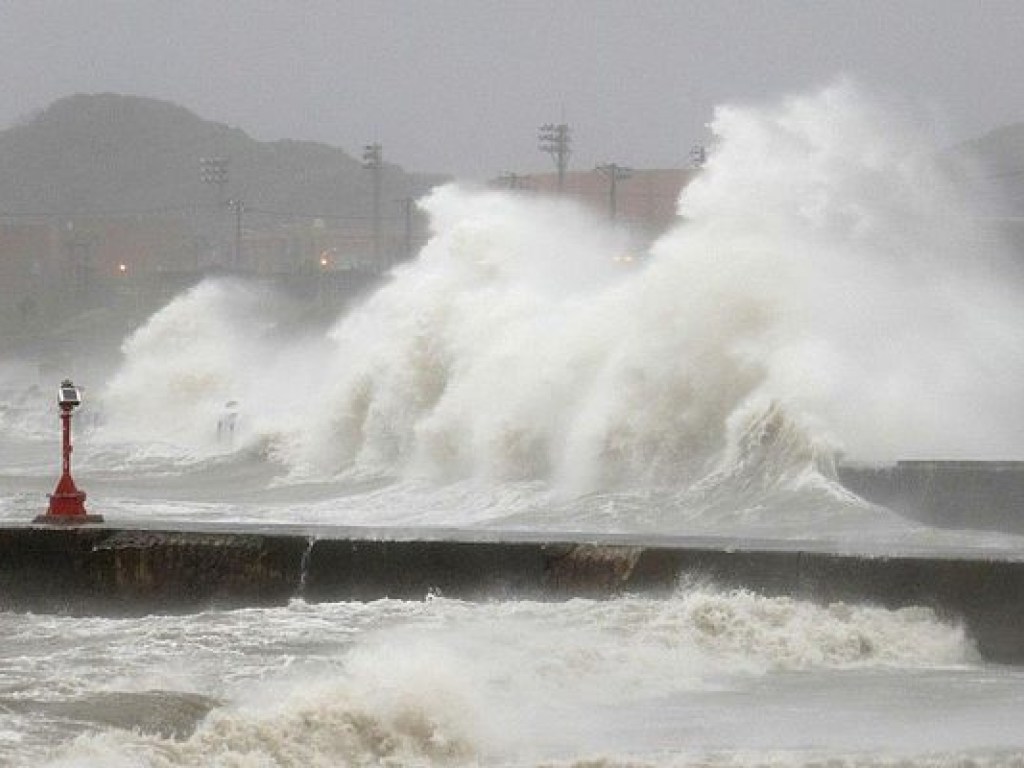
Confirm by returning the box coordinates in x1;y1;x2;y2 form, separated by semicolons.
95;82;1024;529
28;587;992;768
9;83;1024;767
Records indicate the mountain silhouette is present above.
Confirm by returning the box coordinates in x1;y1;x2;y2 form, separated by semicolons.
0;92;444;223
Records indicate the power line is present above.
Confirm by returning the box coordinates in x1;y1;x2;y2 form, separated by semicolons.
245;207;402;222
0;204;402;223
0;204;196;219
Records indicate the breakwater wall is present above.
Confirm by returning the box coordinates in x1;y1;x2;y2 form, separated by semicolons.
837;460;1024;534
2;524;1024;663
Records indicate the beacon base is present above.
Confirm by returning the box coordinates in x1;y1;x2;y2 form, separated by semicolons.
33;513;105;525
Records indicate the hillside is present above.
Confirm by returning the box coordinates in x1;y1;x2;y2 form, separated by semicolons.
950;122;1024;218
957;122;1024;172
0;93;445;221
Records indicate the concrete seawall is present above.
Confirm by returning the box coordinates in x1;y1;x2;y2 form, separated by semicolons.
838;460;1024;534
3;524;1024;663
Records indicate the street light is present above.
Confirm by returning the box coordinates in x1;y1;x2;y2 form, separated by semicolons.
200;157;233;268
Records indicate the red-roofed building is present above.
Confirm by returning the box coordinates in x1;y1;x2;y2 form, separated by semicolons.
494;168;698;238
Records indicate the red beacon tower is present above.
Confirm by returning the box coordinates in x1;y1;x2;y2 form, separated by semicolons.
34;379;103;524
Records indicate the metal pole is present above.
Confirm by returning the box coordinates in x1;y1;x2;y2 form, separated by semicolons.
373;171;381;269
199;158;230;267
363;143;383;271
227;199;244;269
402;197;414;260
596;163;632;221
61;410;71;478
235;200;242;268
539;123;571;194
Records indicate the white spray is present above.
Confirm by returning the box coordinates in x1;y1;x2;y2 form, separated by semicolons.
98;82;1024;499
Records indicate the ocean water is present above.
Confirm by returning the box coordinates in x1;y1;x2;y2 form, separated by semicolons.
2;81;1024;765
4;590;1024;767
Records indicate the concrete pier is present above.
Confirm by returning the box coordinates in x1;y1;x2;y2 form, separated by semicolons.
838;460;1024;534
2;523;1024;663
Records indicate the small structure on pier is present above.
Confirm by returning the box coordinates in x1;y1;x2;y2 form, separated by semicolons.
33;379;103;524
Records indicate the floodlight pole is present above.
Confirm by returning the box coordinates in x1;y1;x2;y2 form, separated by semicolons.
399;197;415;261
199;157;229;206
227;198;245;269
538;123;571;193
363;143;384;271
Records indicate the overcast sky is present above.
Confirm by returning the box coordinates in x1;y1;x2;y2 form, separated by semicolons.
3;1;1024;180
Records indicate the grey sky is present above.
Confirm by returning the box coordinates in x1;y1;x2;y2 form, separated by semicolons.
2;1;1023;180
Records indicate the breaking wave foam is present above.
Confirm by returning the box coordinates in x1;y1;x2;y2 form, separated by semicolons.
35;586;977;767
92;81;1024;522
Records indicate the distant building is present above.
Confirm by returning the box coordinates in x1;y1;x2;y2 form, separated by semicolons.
494;168;698;238
0;215;199;333
0;221;54;331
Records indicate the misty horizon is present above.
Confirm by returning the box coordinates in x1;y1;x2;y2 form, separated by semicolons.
4;1;1024;180
4;6;1024;763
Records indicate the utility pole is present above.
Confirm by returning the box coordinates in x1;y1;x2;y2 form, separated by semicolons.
595;163;632;221
200;157;230;268
398;197;415;261
362;142;383;271
227;198;245;269
538;123;571;193
63;223;95;314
